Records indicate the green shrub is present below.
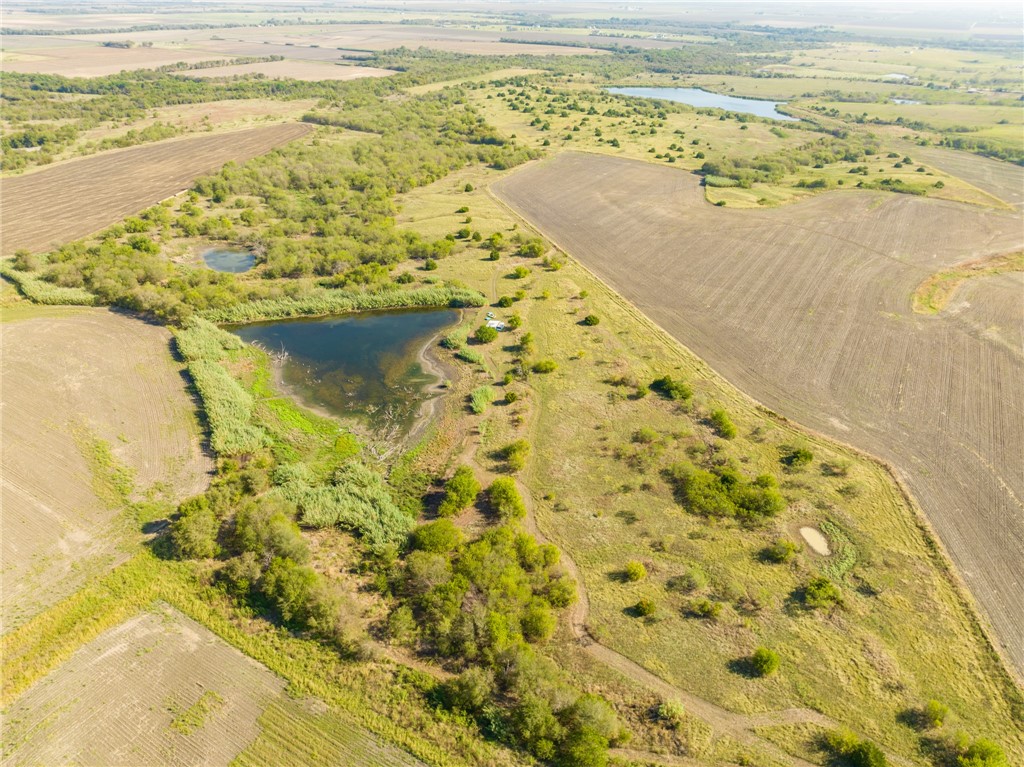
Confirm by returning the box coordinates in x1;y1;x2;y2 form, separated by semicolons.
804;576;842;609
474;325;499;343
634;598;657;617
657;699;685;728
280;462;411;550
464;183;474;192
501;439;531;471
750;647;780;677
497;295;514;307
0;264;97;305
687;598;722;620
762;539;798;563
470;386;494;414
410;519;464;553
507;313;522;329
424;258;438;271
488;477;526;520
624;561;647;582
667;568;707;593
445;667;494;714
532;359;557;374
582;314;600;326
782;446;814;469
438;466;481;517
456;348;483;365
651;375;692;402
174;319;268;456
958;738;1007;767
922;699;949;729
709;409;737;439
825;730;888;767
510;265;530;279
504;390;519;404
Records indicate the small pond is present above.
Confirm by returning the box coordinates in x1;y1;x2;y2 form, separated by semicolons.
607;86;798;121
203;247;255;273
229;308;459;439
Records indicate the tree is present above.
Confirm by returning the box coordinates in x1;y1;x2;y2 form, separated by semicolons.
750;647;780;676
489;477;526;520
521;598;556;642
438;466;480;516
474;325;499;343
446;667;494;713
262;556;318;624
532;359;557;374
582;314;600;326
171;495;220;559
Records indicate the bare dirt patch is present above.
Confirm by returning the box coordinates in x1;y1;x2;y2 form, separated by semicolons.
0;603;426;767
1;122;312;255
493;151;1024;674
799;527;831;556
0;308;210;629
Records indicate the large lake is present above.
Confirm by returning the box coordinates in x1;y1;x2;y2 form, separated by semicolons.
607;86;798;121
203;247;255;273
230;308;459;439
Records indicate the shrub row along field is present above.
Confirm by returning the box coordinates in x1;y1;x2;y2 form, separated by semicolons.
0;122;312;255
0;307;210;631
492;150;1024;676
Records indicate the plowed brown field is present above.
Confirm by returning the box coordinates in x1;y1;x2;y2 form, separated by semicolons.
0;122;312;255
493;151;1024;674
0;308;211;630
0;604;426;767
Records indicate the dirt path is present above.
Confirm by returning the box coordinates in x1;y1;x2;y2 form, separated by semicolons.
451;428;839;767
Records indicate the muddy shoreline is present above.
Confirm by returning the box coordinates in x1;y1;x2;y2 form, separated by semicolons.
262;309;462;457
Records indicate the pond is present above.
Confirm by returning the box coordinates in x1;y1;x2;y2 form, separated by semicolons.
203;247;255;273
229;308;459;440
606;86;798;121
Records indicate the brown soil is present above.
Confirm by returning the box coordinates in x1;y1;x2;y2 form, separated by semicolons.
1;122;312;255
493;151;1024;675
0;308;211;630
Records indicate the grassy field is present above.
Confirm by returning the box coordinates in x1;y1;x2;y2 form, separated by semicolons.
389;153;1023;763
492;151;1024;683
466;77;1013;211
0;307;210;631
1;122;312;255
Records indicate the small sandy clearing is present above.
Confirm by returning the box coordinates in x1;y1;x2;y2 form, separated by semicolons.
800;527;832;555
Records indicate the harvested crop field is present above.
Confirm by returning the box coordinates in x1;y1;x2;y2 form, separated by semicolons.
0;41;218;76
0;308;210;629
176;60;392;81
0;604;425;767
494;151;1024;674
1;122;312;255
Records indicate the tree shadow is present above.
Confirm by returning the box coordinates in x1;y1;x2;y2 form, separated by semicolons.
726;656;758;679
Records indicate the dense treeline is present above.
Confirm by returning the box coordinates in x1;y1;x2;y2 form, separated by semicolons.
10;61;528;321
